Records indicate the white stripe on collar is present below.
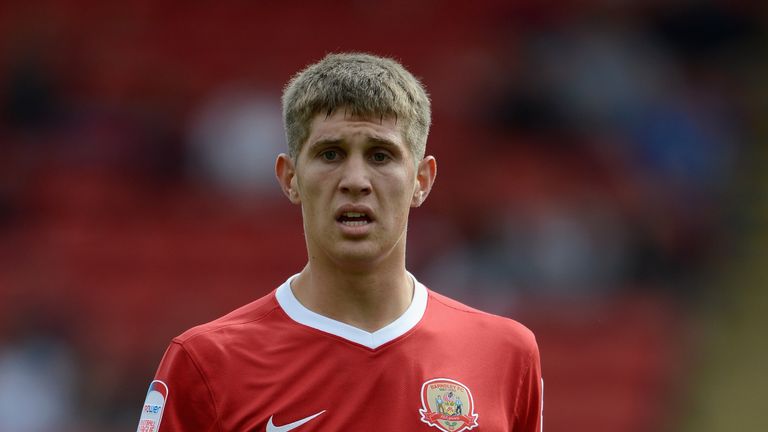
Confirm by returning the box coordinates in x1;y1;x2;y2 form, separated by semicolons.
275;273;428;349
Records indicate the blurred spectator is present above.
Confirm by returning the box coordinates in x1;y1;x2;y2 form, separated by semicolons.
474;1;755;299
3;41;60;133
188;86;284;197
422;197;630;305
0;338;77;431
0;308;78;432
1;32;63;229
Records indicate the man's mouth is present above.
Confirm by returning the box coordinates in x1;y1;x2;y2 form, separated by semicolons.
337;211;372;227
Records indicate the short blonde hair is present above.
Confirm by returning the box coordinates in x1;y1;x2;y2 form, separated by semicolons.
282;52;431;160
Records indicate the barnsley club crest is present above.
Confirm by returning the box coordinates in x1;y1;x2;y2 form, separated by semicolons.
419;378;479;432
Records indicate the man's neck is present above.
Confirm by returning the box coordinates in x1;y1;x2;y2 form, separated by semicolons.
290;262;414;333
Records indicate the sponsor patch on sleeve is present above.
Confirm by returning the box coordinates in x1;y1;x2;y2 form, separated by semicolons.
136;380;168;432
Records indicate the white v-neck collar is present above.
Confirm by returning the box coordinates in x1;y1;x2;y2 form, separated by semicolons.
275;273;428;349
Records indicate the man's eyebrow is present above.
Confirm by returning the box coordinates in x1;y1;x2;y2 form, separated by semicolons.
308;136;400;152
367;136;399;148
306;138;342;154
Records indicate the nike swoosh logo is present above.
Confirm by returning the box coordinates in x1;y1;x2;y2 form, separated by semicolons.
266;410;326;432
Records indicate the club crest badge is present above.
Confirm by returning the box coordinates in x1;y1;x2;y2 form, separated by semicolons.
419;378;479;432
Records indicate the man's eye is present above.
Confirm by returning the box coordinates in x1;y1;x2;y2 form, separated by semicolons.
321;150;339;161
371;152;390;163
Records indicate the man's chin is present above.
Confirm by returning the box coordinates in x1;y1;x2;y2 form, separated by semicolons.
328;244;391;269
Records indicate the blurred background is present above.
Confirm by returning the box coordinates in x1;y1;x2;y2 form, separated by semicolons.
0;0;766;431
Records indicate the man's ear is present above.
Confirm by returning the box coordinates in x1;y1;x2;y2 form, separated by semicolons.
275;153;301;204
411;155;437;207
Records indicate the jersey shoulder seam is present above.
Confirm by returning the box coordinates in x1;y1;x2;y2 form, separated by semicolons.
428;291;490;316
428;291;538;348
174;301;282;344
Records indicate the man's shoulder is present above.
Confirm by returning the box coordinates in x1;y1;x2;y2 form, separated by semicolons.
172;290;281;345
426;289;538;351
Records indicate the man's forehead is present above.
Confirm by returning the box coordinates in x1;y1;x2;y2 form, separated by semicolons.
314;107;399;124
308;110;403;140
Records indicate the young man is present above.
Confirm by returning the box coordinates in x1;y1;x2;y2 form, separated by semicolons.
137;53;543;432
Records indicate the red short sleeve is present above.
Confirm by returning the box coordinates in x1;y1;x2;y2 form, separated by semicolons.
137;342;220;432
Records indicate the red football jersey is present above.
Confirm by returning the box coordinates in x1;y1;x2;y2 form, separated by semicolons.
137;276;543;432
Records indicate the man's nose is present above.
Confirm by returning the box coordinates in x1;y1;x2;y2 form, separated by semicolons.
338;155;372;196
